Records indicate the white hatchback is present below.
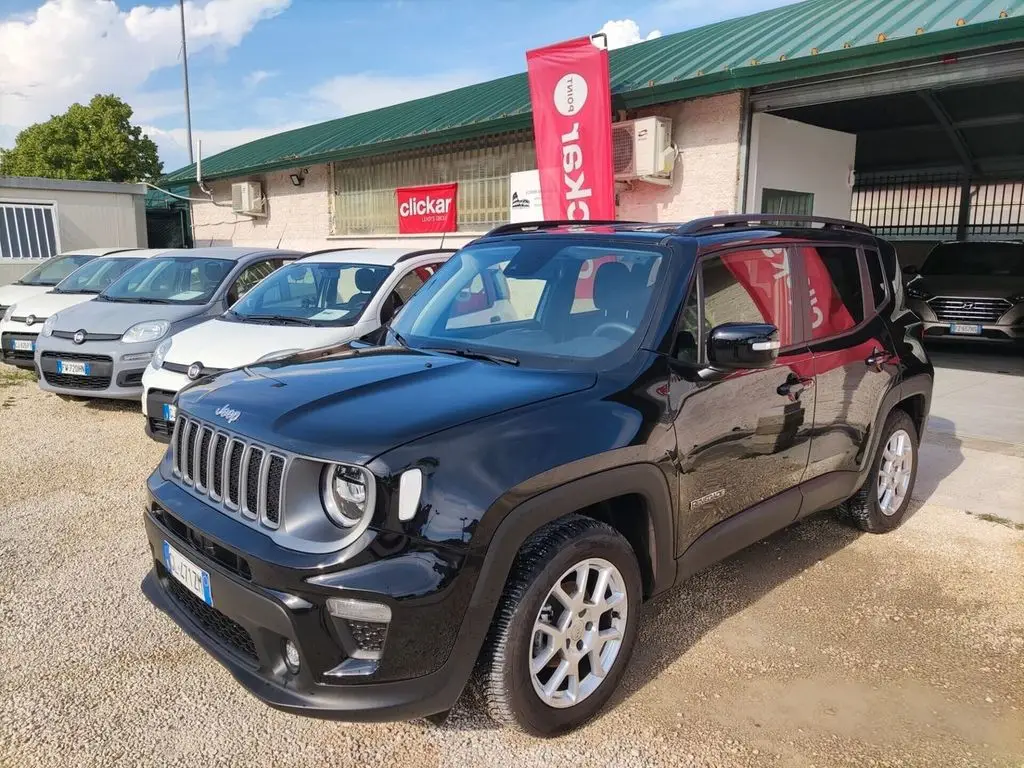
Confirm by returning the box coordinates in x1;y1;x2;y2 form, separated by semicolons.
141;247;453;440
0;249;170;368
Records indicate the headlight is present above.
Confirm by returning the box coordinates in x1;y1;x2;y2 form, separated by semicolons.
1009;294;1024;305
255;348;302;363
122;320;169;344
905;284;931;301
151;339;172;369
320;464;375;530
40;314;58;337
1;305;14;323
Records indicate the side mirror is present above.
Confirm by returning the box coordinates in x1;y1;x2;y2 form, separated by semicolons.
707;322;779;370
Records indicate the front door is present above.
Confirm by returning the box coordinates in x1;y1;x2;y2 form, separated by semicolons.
670;246;815;554
799;245;899;482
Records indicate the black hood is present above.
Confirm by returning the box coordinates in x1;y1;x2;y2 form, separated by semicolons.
177;347;596;464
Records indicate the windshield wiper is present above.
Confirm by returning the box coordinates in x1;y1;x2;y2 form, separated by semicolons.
239;314;317;326
427;347;520;366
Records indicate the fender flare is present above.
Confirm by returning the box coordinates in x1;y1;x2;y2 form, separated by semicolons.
857;373;932;483
467;463;676;615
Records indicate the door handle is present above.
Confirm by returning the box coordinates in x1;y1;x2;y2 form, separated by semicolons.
777;375;813;400
865;347;894;370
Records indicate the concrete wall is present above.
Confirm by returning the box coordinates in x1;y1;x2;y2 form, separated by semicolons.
0;176;147;284
189;92;746;251
745;113;856;219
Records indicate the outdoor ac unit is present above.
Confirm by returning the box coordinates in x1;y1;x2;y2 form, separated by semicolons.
612;116;675;182
231;181;265;216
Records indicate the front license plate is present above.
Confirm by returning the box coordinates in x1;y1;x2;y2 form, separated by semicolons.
11;339;34;351
162;403;177;422
950;323;982;335
163;541;213;606
56;360;90;376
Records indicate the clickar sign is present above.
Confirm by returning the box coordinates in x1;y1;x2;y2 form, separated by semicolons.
396;183;458;234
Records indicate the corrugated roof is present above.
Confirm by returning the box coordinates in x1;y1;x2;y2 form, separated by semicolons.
163;0;1024;184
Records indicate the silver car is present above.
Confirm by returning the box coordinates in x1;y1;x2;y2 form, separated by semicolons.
34;247;299;399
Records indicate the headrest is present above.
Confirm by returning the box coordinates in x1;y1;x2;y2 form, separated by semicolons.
355;267;382;292
593;261;632;311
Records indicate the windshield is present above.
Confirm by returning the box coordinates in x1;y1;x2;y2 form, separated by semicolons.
16;254;96;286
922;242;1024;277
229;261;392;326
100;256;234;304
390;240;665;367
53;257;144;294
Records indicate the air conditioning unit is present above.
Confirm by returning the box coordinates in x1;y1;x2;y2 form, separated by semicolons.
231;181;265;216
612;116;675;182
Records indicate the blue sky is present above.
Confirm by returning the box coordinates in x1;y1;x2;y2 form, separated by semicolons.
0;0;798;173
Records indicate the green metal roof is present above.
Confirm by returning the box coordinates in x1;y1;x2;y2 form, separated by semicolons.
163;0;1024;184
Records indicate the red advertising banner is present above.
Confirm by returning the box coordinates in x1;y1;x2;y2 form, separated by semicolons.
526;37;615;221
397;183;458;234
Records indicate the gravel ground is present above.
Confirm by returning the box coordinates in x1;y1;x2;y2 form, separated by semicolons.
1;371;1022;768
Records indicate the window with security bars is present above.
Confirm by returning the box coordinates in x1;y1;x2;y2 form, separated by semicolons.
761;188;814;217
333;133;536;236
0;202;60;258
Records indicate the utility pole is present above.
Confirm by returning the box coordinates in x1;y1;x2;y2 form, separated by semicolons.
179;0;194;164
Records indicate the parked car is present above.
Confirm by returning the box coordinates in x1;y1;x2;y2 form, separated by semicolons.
904;240;1024;343
0;249;169;369
141;247;453;441
34;247;299;400
141;216;932;736
0;248;129;320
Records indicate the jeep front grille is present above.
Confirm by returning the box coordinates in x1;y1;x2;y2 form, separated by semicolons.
928;297;1012;324
171;416;286;530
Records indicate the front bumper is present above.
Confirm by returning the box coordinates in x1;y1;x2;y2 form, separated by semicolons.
34;334;154;399
142;474;481;722
908;298;1024;343
0;324;39;369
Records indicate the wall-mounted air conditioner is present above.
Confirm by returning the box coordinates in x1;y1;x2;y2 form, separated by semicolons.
231;181;265;216
612;116;676;183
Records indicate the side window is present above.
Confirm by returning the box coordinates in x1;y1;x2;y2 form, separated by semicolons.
702;248;796;347
231;259;282;303
801;246;864;340
675;285;700;364
393;270;427;304
864;249;887;309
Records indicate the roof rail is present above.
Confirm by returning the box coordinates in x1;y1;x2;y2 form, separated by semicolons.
677;215;873;236
395;247;457;263
298;246;363;259
483;220;634;237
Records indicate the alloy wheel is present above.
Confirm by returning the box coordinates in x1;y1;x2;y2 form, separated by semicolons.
877;428;914;516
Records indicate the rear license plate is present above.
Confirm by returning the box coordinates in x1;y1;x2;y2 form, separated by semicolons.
949;323;982;335
56;360;90;376
163;541;213;606
162;403;177;422
11;339;34;351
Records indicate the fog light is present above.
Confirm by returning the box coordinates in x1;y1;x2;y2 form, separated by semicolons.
283;639;300;674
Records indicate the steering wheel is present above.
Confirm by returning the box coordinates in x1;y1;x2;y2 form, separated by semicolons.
593;322;635;340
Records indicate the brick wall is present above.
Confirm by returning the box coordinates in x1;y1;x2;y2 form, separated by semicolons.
188;91;744;250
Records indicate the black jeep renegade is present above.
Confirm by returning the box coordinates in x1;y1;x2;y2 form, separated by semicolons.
143;215;933;736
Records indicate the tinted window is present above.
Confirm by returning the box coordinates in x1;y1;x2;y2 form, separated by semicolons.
229;259;284;303
922;242;1024;277
101;257;234;304
16;254;95;286
392;240;664;364
701;247;796;347
864;249;887;309
230;262;392;326
53;257;143;294
802;246;864;340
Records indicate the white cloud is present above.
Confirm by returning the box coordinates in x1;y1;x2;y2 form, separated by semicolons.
0;0;289;129
144;122;305;167
598;19;662;50
244;69;277;89
308;70;483;117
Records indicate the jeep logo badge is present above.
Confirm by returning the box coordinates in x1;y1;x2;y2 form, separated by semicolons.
73;330;86;345
24;314;36;326
187;362;203;380
215;404;241;424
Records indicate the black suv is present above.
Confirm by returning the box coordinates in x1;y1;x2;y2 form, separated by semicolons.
142;215;932;736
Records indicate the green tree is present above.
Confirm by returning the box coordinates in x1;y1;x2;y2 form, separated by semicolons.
0;94;162;182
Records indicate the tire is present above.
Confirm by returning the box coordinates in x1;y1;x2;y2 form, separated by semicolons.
481;514;642;737
843;408;919;533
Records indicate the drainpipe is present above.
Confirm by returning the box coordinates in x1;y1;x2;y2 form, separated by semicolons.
736;90;753;214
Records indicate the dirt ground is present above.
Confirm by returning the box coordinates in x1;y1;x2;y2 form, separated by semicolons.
0;362;1022;767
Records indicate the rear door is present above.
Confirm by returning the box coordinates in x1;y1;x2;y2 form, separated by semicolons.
800;243;899;485
671;245;816;553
